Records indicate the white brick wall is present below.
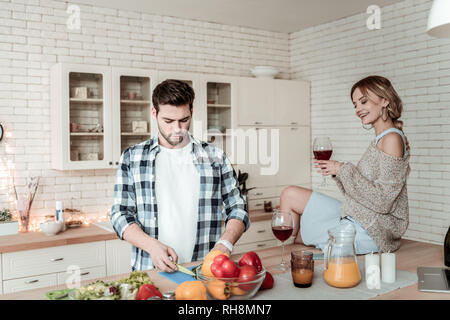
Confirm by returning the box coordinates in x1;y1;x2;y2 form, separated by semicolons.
290;0;450;245
0;0;289;216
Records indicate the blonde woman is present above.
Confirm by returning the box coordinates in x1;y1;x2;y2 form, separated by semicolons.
280;75;410;254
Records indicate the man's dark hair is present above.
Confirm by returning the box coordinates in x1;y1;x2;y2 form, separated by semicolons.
152;79;195;114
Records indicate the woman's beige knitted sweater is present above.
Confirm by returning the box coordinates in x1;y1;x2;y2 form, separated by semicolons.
332;141;410;253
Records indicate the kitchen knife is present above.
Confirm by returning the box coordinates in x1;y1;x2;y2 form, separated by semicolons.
175;263;196;277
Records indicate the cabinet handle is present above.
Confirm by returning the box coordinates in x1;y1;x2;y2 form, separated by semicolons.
257;230;266;233
291;122;298;125
109;161;113;165
80;272;90;276
50;258;64;262
25;279;39;284
115;162;119;165
257;244;267;247
254;203;263;207
291;127;298;130
253;192;263;196
254;121;262;125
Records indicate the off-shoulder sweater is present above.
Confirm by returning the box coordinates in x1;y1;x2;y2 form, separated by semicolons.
332;141;410;253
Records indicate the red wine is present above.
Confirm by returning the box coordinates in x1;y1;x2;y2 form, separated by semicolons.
313;150;333;160
445;226;450;267
272;226;293;242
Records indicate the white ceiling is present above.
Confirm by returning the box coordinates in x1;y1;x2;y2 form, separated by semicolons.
82;0;404;33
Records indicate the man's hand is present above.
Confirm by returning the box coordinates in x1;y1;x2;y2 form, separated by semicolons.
212;243;231;256
145;239;178;272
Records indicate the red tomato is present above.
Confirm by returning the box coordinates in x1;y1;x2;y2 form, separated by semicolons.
260;271;274;290
221;259;240;278
238;251;263;273
210;254;240;279
238;265;258;292
135;284;163;300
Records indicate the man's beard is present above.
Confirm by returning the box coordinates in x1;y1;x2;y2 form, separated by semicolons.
158;125;188;147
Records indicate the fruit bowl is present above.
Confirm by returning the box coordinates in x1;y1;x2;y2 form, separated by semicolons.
196;264;266;300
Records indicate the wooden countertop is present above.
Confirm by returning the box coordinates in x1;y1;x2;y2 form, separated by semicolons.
0;225;118;254
1;239;449;300
0;210;272;254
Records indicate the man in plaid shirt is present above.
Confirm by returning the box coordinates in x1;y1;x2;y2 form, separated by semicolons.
111;79;250;272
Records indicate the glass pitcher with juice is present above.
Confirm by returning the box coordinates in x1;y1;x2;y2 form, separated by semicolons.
323;222;361;288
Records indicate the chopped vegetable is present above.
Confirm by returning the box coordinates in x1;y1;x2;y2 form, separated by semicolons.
70;271;153;300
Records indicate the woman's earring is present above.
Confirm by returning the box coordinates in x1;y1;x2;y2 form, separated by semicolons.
380;107;388;121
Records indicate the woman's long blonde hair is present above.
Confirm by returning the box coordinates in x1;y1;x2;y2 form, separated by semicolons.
350;75;410;154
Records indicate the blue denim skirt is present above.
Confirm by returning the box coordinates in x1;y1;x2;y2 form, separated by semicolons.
300;191;379;254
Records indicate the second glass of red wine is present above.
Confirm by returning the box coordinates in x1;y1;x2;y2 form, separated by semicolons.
272;209;294;271
313;137;333;187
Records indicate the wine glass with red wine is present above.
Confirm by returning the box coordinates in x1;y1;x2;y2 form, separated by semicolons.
313;137;333;187
272;209;294;271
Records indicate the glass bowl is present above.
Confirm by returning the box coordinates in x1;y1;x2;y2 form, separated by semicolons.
195;264;266;300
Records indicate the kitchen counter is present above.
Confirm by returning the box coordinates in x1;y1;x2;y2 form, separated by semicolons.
0;210;272;254
1;239;449;300
0;225;118;254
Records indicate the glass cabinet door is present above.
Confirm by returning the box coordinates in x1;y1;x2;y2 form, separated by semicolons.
68;72;106;163
119;75;152;155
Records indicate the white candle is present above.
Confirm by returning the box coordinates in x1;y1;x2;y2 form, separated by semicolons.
381;252;396;283
365;252;380;289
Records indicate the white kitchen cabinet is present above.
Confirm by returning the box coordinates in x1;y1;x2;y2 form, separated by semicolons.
51;64;159;170
57;265;106;286
105;239;132;276
276;126;311;186
234;220;276;254
51;63;113;170
200;74;238;160
237;77;275;126
238;126;310;189
112;67;157;168
3;273;58;294
2;241;105;280
237;78;310;127
274;79;310;126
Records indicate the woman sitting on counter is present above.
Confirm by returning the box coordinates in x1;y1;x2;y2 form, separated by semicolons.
280;75;410;254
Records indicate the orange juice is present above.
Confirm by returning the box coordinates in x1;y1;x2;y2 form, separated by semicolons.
323;258;361;288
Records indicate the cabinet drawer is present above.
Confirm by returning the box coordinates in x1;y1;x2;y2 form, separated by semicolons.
248;197;280;211
3;273;57;294
237;220;273;245
57;265;106;286
2;241;105;280
247;186;284;200
233;240;279;254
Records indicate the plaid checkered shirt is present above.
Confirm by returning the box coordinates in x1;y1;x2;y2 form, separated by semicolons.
110;133;250;271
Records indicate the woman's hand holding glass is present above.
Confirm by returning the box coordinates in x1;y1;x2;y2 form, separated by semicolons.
313;160;344;176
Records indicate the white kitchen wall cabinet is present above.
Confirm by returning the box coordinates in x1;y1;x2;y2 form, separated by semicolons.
274;79;310;126
105;239;132;276
237;78;275;126
51;63;113;170
112;67;157;167
157;71;203;140
200;74;238;160
237;78;310;127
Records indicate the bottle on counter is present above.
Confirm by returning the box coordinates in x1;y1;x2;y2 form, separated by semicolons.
445;225;450;267
56;201;66;231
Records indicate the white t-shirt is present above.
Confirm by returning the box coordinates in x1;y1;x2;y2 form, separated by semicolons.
155;139;200;263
